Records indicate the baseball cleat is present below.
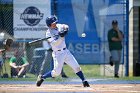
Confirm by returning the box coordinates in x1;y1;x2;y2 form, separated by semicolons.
83;81;90;87
36;75;44;87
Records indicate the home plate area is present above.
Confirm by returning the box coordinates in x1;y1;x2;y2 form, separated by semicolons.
0;79;140;93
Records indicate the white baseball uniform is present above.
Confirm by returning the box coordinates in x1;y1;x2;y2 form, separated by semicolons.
46;24;80;77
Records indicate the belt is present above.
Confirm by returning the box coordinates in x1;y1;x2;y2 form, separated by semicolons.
58;48;66;51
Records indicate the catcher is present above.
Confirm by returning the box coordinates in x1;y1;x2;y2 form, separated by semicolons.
36;16;90;87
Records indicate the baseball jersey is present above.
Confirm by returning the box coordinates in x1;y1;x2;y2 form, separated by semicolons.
108;28;123;51
46;24;67;51
43;41;51;50
9;56;28;65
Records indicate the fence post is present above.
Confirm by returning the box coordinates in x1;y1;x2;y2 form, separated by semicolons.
125;0;129;76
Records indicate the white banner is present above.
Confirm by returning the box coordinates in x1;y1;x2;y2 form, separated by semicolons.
13;0;51;39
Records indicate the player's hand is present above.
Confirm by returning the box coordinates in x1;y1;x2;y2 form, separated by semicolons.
115;26;119;32
14;66;19;69
62;24;69;31
58;31;68;37
0;50;2;54
18;66;22;68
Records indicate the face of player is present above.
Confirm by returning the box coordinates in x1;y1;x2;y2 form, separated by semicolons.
50;22;57;29
112;24;118;30
14;50;23;57
14;51;19;57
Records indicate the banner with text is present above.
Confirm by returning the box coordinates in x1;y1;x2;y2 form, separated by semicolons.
13;0;51;39
57;0;128;64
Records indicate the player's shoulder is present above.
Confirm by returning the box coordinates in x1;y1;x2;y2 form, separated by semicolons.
21;57;28;61
108;28;113;32
108;29;113;34
11;56;16;59
46;29;51;37
10;56;16;61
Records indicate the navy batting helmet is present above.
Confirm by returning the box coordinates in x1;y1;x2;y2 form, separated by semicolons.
46;16;58;27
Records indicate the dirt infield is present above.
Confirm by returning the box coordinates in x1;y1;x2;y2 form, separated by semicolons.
0;84;139;93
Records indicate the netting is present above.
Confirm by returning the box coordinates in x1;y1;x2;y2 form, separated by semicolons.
0;0;128;78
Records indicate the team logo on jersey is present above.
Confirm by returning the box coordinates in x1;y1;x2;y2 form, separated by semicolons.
20;6;44;26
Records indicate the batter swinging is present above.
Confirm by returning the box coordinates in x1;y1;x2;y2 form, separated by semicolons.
36;16;90;87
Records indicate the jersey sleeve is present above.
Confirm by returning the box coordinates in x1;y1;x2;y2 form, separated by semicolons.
9;57;16;64
45;31;53;43
108;30;114;41
43;41;51;50
22;57;28;64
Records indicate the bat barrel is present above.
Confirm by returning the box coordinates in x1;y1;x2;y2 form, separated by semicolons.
28;37;51;45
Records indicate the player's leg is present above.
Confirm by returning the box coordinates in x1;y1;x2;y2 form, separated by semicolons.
17;67;25;77
111;50;120;78
42;52;64;78
10;63;18;78
11;67;18;78
36;52;64;86
114;61;119;77
17;65;28;78
65;50;90;87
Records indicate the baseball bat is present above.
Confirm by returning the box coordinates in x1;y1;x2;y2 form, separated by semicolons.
28;37;51;45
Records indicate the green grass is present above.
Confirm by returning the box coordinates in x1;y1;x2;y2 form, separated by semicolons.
0;64;101;81
114;76;140;80
1;63;140;81
63;64;100;78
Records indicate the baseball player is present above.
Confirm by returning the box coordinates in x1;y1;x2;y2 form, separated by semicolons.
108;20;123;78
39;41;68;78
36;16;90;87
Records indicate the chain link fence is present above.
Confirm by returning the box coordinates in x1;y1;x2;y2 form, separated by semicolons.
0;0;128;79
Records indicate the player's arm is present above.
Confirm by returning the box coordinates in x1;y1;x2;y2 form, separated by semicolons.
48;36;64;46
10;63;18;68
116;28;123;41
111;32;123;42
9;57;18;68
21;57;29;67
111;37;121;41
0;50;2;54
108;30;123;42
112;27;123;41
46;31;64;46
